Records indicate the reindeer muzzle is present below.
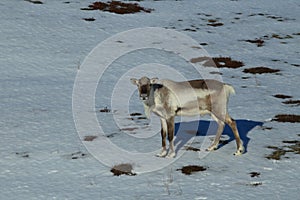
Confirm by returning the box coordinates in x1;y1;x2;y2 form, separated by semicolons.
140;94;149;100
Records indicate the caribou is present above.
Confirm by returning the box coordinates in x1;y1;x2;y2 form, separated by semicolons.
130;76;244;158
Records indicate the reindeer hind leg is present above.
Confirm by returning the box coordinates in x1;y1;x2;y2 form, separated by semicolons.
225;114;244;155
207;113;225;151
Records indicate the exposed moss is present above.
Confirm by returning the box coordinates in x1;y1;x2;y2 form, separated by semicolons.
81;1;153;14
273;94;292;99
177;165;207;175
243;67;280;74
272;114;300;123
111;163;136;176
190;56;244;68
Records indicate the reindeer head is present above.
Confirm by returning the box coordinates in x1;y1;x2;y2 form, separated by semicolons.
130;76;159;100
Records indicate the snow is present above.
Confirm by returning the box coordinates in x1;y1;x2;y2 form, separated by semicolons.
0;0;299;199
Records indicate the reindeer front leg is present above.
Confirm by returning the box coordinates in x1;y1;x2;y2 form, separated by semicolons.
156;118;168;157
166;116;176;158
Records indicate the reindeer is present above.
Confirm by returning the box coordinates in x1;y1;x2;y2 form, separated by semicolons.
130;76;244;158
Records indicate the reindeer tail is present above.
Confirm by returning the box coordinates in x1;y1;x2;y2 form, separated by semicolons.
224;84;236;97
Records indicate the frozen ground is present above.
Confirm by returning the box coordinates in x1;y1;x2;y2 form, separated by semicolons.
0;0;299;199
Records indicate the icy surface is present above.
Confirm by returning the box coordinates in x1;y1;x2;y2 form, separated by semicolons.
0;0;299;199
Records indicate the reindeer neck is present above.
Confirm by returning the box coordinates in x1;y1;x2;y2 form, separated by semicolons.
144;86;155;107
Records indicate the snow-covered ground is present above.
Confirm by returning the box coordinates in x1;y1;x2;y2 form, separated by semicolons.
0;0;299;199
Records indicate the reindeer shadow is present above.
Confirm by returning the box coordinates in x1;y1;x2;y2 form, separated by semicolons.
174;119;263;154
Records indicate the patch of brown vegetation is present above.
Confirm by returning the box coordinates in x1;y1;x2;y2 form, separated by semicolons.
177;165;207;175
128;116;147;120
111;163;136;176
120;127;138;132
211;57;244;68
243;67;280;74
83;18;96;21
191;46;202;49
208;19;218;23
273;94;292;99
285;142;300;154
282;140;299;144
130;112;143;116
249;172;260;178
25;0;43;4
200;43;208;46
248;13;293;22
128;112;147;120
241;76;250;79
99;107;111;113
81;1;153;14
185;146;200;152
266;140;300;160
207;22;224;27
244;39;265;47
282;100;300;106
210;71;223;75
207;19;223;27
265;148;287;160
271;34;293;40
190;56;244;69
244;32;294;47
183;28;197;32
84;135;98;141
274;34;292;40
246;182;262;187
272;114;300;123
261;126;273;130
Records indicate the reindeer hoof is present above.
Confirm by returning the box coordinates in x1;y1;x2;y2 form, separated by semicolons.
233;147;244;156
156;150;167;157
206;145;218;151
166;151;176;158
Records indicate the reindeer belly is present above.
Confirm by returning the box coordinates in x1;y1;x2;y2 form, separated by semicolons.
175;97;211;116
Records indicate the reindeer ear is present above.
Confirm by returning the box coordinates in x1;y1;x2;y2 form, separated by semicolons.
150;77;159;84
130;78;139;85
